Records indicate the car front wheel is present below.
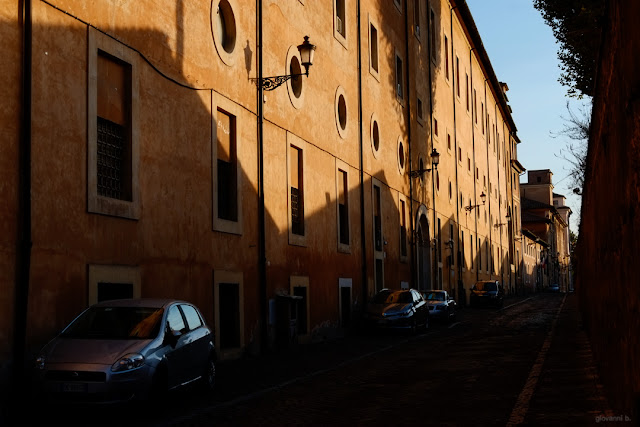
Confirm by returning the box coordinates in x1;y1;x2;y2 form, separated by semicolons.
201;357;216;392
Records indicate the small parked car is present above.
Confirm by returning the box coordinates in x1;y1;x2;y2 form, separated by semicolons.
422;290;457;321
365;288;429;332
33;298;216;404
548;283;560;293
470;280;504;308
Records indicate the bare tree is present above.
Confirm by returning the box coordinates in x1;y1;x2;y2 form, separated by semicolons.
552;101;591;193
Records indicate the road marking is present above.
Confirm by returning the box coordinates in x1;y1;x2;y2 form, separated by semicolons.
506;293;567;426
500;296;535;311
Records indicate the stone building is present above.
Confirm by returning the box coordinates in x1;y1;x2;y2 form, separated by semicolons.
2;0;526;393
520;170;571;292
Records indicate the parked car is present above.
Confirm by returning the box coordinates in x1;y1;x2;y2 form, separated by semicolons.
548;283;560;293
470;281;504;308
365;289;429;332
422;290;457;321
33;298;216;404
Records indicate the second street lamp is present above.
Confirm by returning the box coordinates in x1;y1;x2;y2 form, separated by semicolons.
465;191;486;212
251;35;316;91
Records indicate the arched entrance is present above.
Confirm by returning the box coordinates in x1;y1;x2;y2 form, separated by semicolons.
415;207;433;291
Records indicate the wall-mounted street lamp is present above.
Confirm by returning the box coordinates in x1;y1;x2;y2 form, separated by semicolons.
409;148;440;178
494;211;512;228
251;36;316;91
464;191;486;212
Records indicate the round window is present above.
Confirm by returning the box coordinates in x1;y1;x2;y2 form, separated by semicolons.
398;140;405;171
290;56;303;98
338;95;347;131
216;1;236;54
372;120;380;152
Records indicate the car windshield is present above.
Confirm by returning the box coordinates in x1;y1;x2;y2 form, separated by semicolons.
425;292;445;301
371;291;413;304
475;282;497;291
61;306;164;339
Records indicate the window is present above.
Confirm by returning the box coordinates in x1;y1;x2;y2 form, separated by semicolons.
88;28;140;220
478;237;482;271
337;166;350;249
286;46;306;108
395;53;404;99
213;98;242;234
481;103;485;134
444;35;449;80
290;145;304;237
437;218;442;262
181;305;203;330
369;22;379;75
292;277;310;339
212;0;238;65
470;234;474;269
397;138;406;173
417;97;424;122
335;0;346;38
458;147;462;163
430;9;437;60
214;270;244;358
434;118;439;137
467;157;471;171
374;184;382;252
449;224;454;266
371;115;380;156
473;89;477;123
466;73;469;111
335;86;348;139
400;199;408;258
456;56;460;97
216;109;238;222
167;306;186;334
88;264;140;305
447;133;451;151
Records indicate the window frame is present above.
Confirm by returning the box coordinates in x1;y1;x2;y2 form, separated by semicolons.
213;95;243;235
87;28;140;220
336;160;351;253
213;270;244;360
287;133;307;246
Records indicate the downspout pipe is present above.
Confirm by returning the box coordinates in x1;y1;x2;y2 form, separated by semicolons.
404;0;415;288
469;47;479;283
357;0;367;312
449;5;459;298
257;0;268;353
13;0;33;403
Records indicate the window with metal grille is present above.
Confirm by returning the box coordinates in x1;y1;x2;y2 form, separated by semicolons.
400;200;407;257
97;118;129;200
374;185;382;251
290;145;304;236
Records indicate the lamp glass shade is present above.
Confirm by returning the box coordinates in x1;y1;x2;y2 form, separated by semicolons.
430;149;440;167
297;36;316;67
480;192;487;203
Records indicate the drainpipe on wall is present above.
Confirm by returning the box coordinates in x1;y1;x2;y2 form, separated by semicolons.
469;47;479;284
404;0;415;288
356;0;367;312
449;5;459;299
13;0;33;403
256;0;268;354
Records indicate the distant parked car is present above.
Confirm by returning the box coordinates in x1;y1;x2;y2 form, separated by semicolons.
365;289;429;332
470;281;504;308
422;290;457;321
33;298;216;404
548;283;560;293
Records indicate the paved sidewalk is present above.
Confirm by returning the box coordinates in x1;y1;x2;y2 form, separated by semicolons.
521;292;618;426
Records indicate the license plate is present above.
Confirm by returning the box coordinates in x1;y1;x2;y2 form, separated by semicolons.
61;383;87;393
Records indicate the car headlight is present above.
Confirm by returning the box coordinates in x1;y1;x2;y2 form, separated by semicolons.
111;353;145;372
35;355;46;370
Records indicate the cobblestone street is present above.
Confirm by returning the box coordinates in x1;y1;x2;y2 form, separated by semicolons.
19;293;618;426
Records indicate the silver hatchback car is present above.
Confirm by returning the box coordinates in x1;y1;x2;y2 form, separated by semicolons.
33;298;216;404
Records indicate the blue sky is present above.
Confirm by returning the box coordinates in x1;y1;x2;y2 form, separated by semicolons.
466;0;585;231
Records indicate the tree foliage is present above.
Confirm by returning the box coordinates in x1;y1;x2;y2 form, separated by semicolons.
533;0;606;98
